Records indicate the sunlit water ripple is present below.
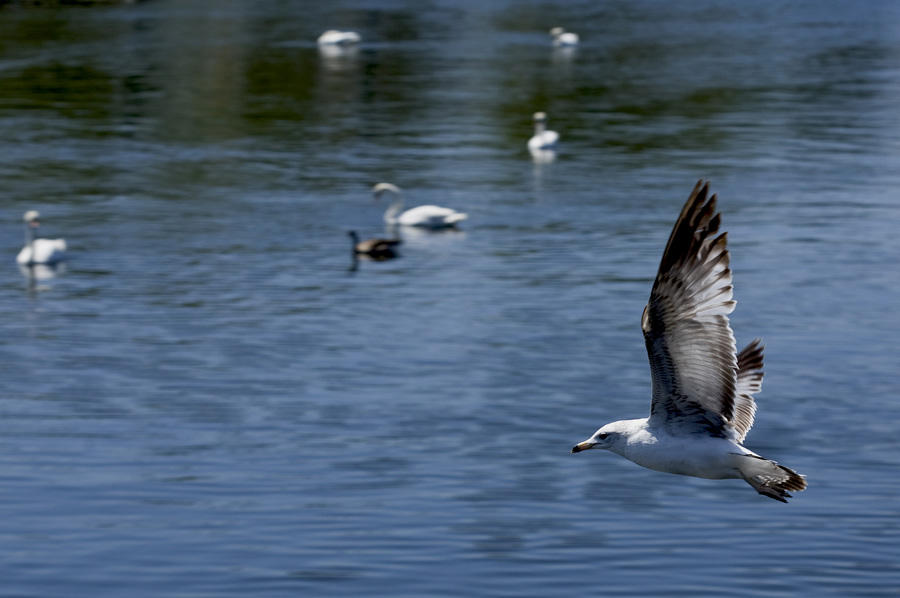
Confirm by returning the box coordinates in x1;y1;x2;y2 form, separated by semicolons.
1;1;899;596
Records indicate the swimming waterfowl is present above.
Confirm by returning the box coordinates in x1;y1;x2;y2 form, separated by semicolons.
528;112;559;152
16;210;67;266
372;183;468;229
317;30;361;46
348;230;401;259
550;27;579;47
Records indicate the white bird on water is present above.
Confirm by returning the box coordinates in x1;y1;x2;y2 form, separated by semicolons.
372;183;468;229
528;112;559;153
16;210;67;266
550;27;579;47
572;181;807;503
317;30;361;46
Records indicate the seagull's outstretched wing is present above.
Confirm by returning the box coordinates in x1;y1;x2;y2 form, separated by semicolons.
642;180;740;437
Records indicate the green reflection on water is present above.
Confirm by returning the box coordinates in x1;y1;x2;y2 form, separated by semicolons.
1;63;114;118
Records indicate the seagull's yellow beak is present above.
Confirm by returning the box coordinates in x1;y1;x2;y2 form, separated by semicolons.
571;440;595;453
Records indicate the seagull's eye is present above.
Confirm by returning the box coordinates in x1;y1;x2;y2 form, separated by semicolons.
597;433;609;440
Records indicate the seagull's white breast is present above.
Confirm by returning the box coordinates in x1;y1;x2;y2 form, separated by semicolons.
617;427;749;480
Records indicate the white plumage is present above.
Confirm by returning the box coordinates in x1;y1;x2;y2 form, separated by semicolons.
572;181;807;502
528;112;559;152
16;210;67;266
372;183;468;229
317;30;361;46
550;27;579;47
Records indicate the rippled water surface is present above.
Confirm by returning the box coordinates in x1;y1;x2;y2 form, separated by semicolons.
2;1;899;596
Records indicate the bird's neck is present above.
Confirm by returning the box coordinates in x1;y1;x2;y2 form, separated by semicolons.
24;224;35;247
534;122;546;135
384;198;404;223
610;418;658;462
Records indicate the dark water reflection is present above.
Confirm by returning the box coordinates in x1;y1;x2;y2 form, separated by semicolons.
2;1;900;596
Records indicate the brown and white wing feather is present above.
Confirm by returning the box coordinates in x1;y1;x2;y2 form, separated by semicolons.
733;339;764;443
642;180;739;437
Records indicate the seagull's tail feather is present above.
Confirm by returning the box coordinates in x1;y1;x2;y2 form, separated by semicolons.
732;339;763;443
737;454;806;503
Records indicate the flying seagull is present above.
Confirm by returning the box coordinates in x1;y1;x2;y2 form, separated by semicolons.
572;181;806;502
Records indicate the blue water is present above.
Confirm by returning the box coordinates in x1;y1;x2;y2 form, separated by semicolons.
1;1;899;596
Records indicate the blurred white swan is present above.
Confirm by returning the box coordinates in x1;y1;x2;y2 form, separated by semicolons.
317;30;361;46
372;183;468;229
550;27;579;47
528;112;559;152
16;210;67;266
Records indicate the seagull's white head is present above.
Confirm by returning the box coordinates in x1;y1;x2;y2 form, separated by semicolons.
571;420;634;454
23;210;41;226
